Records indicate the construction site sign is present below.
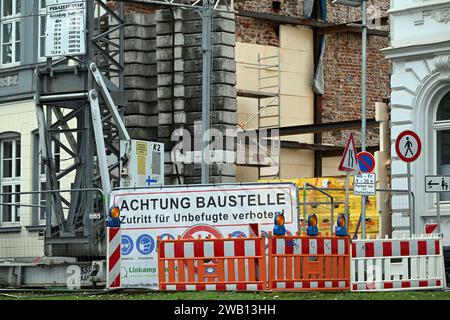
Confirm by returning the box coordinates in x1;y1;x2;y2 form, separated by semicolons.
338;133;359;173
45;0;86;57
110;183;299;288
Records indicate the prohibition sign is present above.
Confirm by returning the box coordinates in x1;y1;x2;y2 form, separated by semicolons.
357;151;376;173
395;130;422;163
182;224;222;239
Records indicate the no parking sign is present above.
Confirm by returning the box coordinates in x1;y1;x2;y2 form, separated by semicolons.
357;152;376;173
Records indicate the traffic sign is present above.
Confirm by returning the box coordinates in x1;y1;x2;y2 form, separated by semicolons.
425;176;450;193
395;130;422;163
353;173;376;196
357;151;376;173
339;133;359;172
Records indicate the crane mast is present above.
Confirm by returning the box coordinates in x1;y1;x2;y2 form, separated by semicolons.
35;0;234;258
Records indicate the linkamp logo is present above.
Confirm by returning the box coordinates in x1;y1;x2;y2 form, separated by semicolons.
126;266;157;275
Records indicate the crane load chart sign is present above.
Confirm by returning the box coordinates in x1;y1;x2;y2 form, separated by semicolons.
109;183;299;289
45;0;86;57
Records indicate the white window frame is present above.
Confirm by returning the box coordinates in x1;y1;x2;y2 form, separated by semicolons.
0;0;21;67
38;0;47;62
37;137;60;224
0;138;21;225
433;92;450;203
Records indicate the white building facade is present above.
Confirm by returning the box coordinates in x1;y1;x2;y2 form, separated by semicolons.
384;0;450;245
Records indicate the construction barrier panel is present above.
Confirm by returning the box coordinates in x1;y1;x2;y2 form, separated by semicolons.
106;227;121;288
158;236;266;291
268;236;351;291
351;234;446;292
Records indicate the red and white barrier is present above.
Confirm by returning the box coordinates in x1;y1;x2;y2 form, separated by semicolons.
160;237;262;259
158;237;266;291
106;227;121;289
351;234;446;292
248;223;259;237
269;236;351;291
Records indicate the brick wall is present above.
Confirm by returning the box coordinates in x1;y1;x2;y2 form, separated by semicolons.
109;0;392;171
235;0;391;148
235;0;303;46
107;1;156;14
322;0;391;147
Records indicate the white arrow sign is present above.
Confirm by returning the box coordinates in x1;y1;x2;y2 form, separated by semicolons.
425;176;450;193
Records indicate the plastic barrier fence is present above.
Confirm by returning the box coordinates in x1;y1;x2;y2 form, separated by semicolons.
268;236;351;291
351;235;446;292
158;236;266;291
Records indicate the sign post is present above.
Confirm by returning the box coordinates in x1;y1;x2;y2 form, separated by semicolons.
425;175;450;234
338;133;359;231
396;130;422;235
356;151;376;239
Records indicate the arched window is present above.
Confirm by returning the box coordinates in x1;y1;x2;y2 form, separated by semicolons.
436;92;450;201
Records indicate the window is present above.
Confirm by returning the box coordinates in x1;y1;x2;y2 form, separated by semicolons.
36;135;60;222
38;0;46;61
0;138;20;224
1;0;21;66
435;92;450;202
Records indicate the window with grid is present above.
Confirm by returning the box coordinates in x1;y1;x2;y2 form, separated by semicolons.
38;0;46;61
435;92;450;202
0;138;21;224
1;0;21;67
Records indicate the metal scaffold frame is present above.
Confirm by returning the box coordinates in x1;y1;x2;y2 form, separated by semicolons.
236;49;281;180
35;0;127;257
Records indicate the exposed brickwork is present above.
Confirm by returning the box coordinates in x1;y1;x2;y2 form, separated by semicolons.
322;34;390;147
108;0;392;165
107;1;156;14
326;0;390;24
235;0;391;148
322;0;390;147
235;0;303;46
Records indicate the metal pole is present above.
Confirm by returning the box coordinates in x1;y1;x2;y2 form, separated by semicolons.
437;192;441;235
345;172;350;230
303;183;307;234
361;0;367;152
360;0;368;239
407;162;413;236
201;0;213;184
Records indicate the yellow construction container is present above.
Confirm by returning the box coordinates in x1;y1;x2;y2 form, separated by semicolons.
259;176;379;238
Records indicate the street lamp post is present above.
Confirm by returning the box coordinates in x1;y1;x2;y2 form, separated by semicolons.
332;0;368;238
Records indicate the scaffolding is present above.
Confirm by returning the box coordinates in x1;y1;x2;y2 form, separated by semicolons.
237;50;281;180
